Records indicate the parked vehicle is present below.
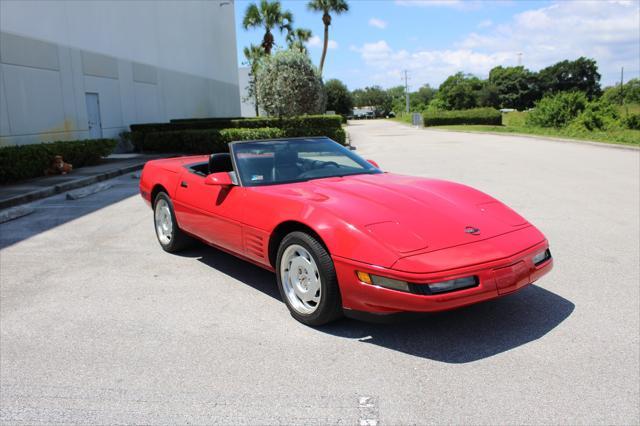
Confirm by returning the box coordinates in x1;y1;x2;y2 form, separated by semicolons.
140;137;553;325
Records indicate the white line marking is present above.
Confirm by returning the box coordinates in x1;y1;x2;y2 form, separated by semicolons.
358;395;379;426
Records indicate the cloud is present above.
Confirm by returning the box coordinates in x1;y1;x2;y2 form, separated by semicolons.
477;19;492;28
369;18;388;29
352;1;639;88
308;36;338;49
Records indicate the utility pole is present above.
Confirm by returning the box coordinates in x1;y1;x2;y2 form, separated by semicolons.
620;67;624;105
403;70;410;114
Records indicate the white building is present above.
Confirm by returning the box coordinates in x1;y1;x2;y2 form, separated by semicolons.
0;0;241;146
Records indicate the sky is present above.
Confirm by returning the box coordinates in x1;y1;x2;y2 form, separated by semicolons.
234;0;640;91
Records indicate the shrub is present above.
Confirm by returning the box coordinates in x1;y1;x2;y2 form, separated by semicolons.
256;50;326;116
622;113;640;130
526;91;588;128
422;108;502;126
283;126;346;145
231;115;345;144
0;139;117;183
570;101;619;131
130;115;345;150
231;115;342;129
139;128;284;153
131;120;234;132
170;117;242;123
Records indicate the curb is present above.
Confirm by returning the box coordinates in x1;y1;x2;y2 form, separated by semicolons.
0;162;146;210
0;204;35;224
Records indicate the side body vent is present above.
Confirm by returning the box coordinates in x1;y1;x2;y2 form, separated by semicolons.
244;230;267;260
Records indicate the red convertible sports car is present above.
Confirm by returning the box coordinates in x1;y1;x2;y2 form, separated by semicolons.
140;136;553;325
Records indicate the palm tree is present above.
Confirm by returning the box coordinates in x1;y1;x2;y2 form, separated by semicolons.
242;0;293;55
243;44;265;116
307;0;348;74
286;28;312;54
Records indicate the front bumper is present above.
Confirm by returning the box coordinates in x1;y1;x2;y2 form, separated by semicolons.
333;239;553;314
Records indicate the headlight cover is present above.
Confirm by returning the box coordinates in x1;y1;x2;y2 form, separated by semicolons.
356;271;410;292
425;276;478;294
357;271;478;295
532;249;552;266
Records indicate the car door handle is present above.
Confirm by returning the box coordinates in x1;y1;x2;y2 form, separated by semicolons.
180;181;188;188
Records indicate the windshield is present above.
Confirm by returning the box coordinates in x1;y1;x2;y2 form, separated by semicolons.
231;138;382;187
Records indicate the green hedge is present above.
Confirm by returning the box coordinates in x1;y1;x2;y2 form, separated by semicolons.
131;115;341;131
0;139;117;184
131;115;345;150
139;128;285;153
230;115;343;129
283;126;346;145
231;115;345;144
423;108;502;126
131;115;342;133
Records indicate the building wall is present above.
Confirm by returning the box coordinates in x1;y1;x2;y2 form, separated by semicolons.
0;0;241;146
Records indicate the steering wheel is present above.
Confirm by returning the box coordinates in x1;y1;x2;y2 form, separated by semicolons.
316;160;340;169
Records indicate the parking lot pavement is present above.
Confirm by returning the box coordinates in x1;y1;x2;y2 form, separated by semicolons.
1;120;638;424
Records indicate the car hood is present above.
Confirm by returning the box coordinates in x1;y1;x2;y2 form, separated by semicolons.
263;173;530;255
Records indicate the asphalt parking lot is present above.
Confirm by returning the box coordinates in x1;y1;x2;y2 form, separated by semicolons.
1;120;638;424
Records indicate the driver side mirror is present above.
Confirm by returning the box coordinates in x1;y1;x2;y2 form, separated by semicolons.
367;159;380;169
205;172;234;187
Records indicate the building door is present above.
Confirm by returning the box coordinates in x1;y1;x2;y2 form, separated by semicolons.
85;93;103;138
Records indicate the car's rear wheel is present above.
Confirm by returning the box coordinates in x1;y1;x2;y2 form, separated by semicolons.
153;192;192;253
276;231;343;326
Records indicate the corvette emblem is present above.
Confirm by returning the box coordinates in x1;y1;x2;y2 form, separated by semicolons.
465;226;481;235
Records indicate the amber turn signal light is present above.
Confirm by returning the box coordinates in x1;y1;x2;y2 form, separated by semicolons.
356;271;373;284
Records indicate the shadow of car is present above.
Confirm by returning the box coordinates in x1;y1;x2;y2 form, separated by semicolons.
178;243;574;364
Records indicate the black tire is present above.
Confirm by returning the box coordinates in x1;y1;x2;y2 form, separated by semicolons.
276;231;343;326
153;192;192;253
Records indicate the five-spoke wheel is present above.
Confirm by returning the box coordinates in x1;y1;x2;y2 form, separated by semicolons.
276;231;342;326
153;192;192;252
280;244;322;314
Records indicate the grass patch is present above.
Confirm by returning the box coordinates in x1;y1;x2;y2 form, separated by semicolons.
390;113;415;125
434;107;640;146
432;124;639;146
391;106;639;146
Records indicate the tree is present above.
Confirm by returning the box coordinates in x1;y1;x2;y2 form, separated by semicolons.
286;28;313;54
538;57;602;100
243;44;265;116
352;86;392;116
477;82;500;108
386;85;406;113
436;72;483;110
243;0;293;55
488;66;540;110
325;79;353;115
256;49;325;116
602;78;640;105
413;85;437;107
307;0;348;74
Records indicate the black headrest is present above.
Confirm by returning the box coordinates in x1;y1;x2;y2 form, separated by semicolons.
209;153;232;174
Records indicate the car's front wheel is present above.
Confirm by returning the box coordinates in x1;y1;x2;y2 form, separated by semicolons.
153;192;192;253
276;231;343;326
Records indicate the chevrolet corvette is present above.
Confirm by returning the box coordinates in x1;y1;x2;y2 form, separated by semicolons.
139;136;553;325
